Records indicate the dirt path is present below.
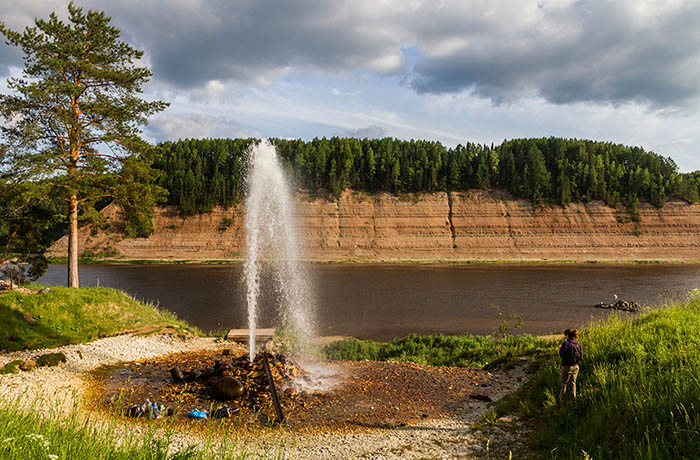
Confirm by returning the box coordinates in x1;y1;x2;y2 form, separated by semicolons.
0;336;533;459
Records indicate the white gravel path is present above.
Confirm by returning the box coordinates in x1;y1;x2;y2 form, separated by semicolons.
0;336;531;460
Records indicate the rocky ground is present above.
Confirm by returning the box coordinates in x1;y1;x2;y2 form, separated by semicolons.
0;334;534;459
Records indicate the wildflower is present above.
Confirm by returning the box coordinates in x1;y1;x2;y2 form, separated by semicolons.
48;455;58;460
24;433;50;449
2;438;13;443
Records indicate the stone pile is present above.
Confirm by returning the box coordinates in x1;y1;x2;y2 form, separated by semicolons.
168;351;302;410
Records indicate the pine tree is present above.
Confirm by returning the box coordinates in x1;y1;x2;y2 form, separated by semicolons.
0;3;168;287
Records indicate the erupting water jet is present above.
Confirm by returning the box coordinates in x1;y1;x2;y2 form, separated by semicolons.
243;139;315;361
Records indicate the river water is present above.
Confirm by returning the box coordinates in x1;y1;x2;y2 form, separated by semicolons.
39;264;700;340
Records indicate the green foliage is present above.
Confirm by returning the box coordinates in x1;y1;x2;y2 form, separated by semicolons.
154;137;700;215
154;138;252;216
517;297;700;459
0;181;63;264
0;286;193;351
322;333;547;368
35;352;67;367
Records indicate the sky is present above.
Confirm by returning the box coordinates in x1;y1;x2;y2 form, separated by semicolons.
1;0;700;171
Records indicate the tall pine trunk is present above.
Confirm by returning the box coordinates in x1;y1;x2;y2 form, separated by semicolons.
67;193;79;288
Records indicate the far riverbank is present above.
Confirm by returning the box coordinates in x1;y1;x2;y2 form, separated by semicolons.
46;256;700;265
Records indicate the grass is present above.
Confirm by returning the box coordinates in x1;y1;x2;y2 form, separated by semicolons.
322;333;550;368
0;285;196;351
0;396;283;460
502;293;700;460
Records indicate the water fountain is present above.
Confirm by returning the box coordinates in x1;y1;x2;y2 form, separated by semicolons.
243;139;315;361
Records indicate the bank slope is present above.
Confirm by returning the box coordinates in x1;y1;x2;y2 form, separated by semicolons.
46;189;700;262
512;294;700;459
0;286;194;351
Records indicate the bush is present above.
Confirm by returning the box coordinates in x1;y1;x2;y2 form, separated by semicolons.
322;333;548;368
36;353;66;367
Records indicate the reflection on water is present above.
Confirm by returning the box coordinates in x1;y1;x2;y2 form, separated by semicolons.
39;263;700;340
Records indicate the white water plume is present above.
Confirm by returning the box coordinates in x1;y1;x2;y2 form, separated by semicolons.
243;139;315;361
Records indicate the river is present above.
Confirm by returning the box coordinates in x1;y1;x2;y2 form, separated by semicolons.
39;263;700;340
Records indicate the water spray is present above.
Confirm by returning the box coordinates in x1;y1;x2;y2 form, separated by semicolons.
243;139;315;361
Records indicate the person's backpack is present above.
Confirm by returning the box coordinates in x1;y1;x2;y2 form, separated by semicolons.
564;342;582;364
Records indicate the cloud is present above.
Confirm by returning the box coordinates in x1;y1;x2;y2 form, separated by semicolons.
92;0;407;89
146;113;251;142
408;1;700;109
188;79;228;103
341;125;387;139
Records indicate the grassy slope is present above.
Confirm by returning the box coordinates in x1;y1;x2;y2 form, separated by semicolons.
0;286;194;351
502;295;700;460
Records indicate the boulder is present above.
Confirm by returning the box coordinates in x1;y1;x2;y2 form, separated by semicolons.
185;369;202;382
20;359;36;371
211;376;245;400
170;366;184;383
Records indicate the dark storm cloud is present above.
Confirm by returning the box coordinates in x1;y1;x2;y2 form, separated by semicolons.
95;0;405;88
3;1;700;109
409;1;700;108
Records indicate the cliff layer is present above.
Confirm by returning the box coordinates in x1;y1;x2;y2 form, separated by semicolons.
46;190;700;261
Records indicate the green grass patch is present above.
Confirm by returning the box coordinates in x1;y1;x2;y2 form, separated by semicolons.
514;295;700;459
0;286;196;351
322;333;549;368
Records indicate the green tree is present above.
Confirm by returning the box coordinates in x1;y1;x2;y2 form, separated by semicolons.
0;3;168;287
0;180;60;284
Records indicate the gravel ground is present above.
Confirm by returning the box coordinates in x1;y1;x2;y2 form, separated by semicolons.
0;336;533;459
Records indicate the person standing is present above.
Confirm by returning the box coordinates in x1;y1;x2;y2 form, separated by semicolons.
559;328;583;404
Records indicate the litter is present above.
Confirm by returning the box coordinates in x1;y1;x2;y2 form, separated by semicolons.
212;405;240;419
185;409;208;419
126;399;167;418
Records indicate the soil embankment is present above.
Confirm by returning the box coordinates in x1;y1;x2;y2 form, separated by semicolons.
47;189;700;262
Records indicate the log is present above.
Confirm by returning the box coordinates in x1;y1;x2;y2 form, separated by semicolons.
225;328;276;342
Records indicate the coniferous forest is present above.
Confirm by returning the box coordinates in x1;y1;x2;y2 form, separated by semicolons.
153;137;700;216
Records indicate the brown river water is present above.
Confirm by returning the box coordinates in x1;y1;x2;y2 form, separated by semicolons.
40;263;700;340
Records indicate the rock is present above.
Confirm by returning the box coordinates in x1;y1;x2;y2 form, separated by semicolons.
211;376;245;400
36;352;66;367
185;369;202;382
38;288;52;294
469;393;493;402
20;359;36;371
170;366;184;382
201;367;216;379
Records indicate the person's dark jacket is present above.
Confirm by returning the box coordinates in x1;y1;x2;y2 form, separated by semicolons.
559;339;583;366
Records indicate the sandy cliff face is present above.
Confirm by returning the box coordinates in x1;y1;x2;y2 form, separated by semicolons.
46;190;700;261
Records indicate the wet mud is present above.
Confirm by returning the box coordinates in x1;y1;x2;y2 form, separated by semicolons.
90;349;498;431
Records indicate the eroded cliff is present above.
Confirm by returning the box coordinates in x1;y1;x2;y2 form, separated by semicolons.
46;190;700;261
